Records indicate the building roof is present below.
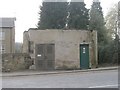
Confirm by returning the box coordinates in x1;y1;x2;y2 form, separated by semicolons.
0;18;16;28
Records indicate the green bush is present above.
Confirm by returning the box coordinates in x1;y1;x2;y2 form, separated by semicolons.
98;36;119;65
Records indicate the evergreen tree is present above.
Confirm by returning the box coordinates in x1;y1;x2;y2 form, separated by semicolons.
38;0;68;29
89;0;108;65
89;0;107;44
67;0;89;30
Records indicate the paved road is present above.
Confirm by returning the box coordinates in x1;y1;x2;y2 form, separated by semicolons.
2;70;118;88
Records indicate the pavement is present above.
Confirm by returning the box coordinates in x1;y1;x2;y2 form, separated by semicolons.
2;69;118;88
1;66;118;77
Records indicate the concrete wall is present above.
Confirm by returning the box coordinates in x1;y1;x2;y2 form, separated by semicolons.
23;31;29;53
23;29;97;69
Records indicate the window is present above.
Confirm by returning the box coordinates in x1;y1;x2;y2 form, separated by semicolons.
0;31;5;40
0;44;5;53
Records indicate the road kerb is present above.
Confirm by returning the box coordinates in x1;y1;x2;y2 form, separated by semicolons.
2;67;118;77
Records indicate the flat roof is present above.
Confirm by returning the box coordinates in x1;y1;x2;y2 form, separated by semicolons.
0;18;16;28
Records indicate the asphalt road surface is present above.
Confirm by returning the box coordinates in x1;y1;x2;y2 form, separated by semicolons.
2;70;118;88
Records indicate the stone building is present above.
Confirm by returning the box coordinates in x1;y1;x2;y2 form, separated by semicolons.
0;18;16;53
23;29;98;70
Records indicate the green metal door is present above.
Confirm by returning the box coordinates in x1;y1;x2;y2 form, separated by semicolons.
80;44;89;69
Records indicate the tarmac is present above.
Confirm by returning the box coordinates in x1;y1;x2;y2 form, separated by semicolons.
1;66;119;77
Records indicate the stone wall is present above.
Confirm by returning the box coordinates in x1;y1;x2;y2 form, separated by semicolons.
2;53;32;72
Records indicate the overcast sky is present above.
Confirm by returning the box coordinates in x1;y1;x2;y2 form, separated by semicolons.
0;0;119;42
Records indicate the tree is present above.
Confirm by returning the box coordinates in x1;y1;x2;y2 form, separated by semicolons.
89;0;107;44
105;4;118;38
89;0;109;65
67;1;89;30
90;1;120;65
105;3;120;65
38;0;68;29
